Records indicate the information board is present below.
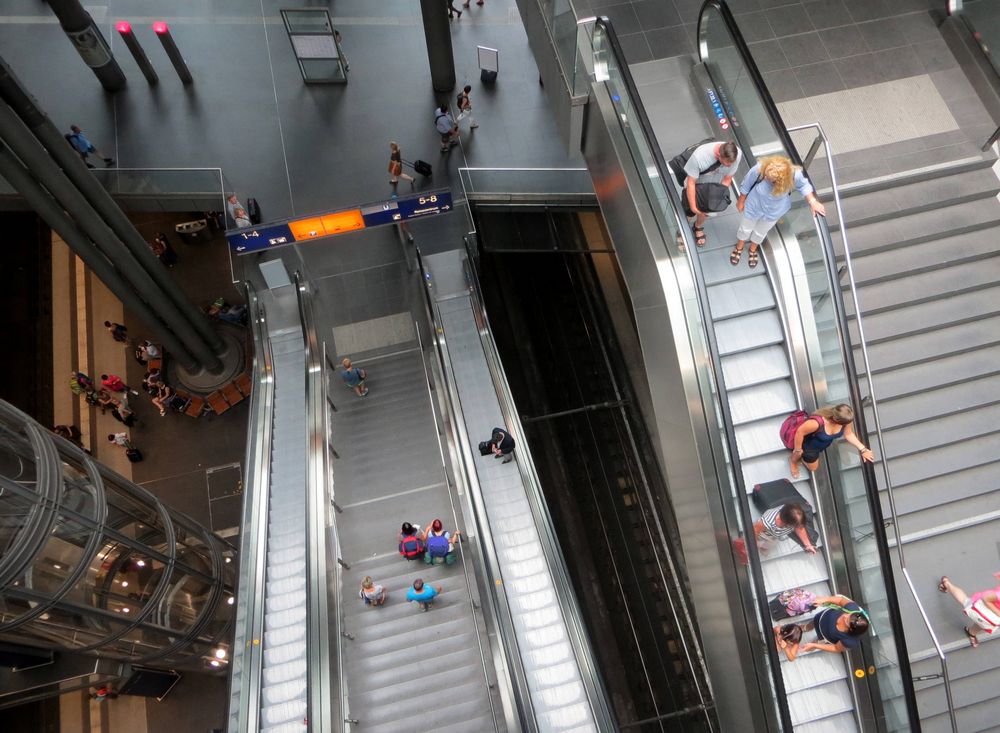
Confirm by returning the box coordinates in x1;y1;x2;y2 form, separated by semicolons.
227;189;453;253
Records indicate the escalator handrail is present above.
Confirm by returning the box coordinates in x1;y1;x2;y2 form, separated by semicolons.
696;1;921;725
459;240;621;733
584;15;794;731
413;247;539;733
228;282;275;733
293;272;338;733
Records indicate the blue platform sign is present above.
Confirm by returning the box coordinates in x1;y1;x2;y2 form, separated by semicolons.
227;223;295;253
397;191;453;219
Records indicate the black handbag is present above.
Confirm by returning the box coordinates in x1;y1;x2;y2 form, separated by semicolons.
695;182;731;213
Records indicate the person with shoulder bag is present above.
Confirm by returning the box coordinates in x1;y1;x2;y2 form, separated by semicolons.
669;139;741;247
387;141;414;186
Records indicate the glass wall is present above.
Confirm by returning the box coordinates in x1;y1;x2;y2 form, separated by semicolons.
0;401;236;672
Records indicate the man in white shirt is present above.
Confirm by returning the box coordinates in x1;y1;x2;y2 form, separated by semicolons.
677;141;741;246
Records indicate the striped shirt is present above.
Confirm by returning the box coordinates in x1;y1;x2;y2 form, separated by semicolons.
759;507;795;542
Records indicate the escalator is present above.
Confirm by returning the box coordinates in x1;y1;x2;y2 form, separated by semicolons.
556;2;926;730
474;208;714;732
226;281;335;733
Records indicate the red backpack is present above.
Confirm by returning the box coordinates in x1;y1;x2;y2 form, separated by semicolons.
399;534;425;559
779;411;822;450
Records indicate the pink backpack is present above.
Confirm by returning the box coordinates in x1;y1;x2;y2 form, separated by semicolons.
779;411;822;450
777;588;817;616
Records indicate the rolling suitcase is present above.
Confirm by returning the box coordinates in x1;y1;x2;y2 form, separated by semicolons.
751;478;819;549
480;68;497;84
412;159;432;177
126;447;143;463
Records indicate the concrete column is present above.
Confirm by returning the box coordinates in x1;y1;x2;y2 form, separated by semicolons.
46;0;126;92
418;0;456;92
0;56;228;362
0;142;201;369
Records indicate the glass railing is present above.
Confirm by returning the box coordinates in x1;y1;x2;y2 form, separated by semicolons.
575;15;791;731
457;167;594;202
950;0;1000;148
0;167;228;211
227;283;275;733
699;1;921;729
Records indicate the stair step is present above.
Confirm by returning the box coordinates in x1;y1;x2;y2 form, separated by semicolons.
855;315;1000;375
855;258;1000;314
846;226;1000;287
848;284;1000;344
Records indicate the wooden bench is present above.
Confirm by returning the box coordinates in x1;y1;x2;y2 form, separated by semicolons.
206;390;230;415
234;373;252;397
171;389;206;418
221;383;245;407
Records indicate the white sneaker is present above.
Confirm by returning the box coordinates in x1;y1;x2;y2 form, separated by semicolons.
470;123;479;128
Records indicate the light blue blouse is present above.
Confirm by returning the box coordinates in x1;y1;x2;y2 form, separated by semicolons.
739;164;814;221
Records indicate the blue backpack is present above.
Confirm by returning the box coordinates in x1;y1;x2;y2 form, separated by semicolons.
427;534;450;558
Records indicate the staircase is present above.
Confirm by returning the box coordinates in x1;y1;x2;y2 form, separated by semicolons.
828;156;1000;731
260;332;309;732
331;349;500;733
697;208;856;732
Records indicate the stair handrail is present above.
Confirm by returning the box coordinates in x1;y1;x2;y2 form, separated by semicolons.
227;282;275;733
580;14;793;730
784;121;958;733
294;271;338;733
414;247;540;733
459;240;620;733
696;1;925;727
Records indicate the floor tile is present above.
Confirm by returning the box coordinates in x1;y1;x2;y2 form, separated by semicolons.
857;18;909;52
781;31;831;66
794;61;847;96
819;25;871;59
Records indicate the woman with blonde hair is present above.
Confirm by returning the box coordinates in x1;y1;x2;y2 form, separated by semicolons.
388;141;414;186
730;155;825;268
789;403;875;478
359;576;387;607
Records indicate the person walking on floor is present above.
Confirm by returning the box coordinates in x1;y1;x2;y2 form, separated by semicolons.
388;141;414;187
101;373;140;397
104;321;128;343
456;85;479;129
65;125;114;168
107;431;134;450
435;106;459;152
340;358;369;397
730;155;825;268
406;578;442;612
939;573;1000;647
787;404;874;479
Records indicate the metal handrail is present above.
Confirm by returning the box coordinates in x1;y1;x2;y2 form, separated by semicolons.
294;271;337;733
581;14;790;730
785;121;958;732
460;240;620;732
228;282;275;733
696;1;923;725
414;247;539;733
413;318;508;733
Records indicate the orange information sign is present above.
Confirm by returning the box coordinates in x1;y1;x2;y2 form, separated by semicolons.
288;217;327;240
321;209;365;234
